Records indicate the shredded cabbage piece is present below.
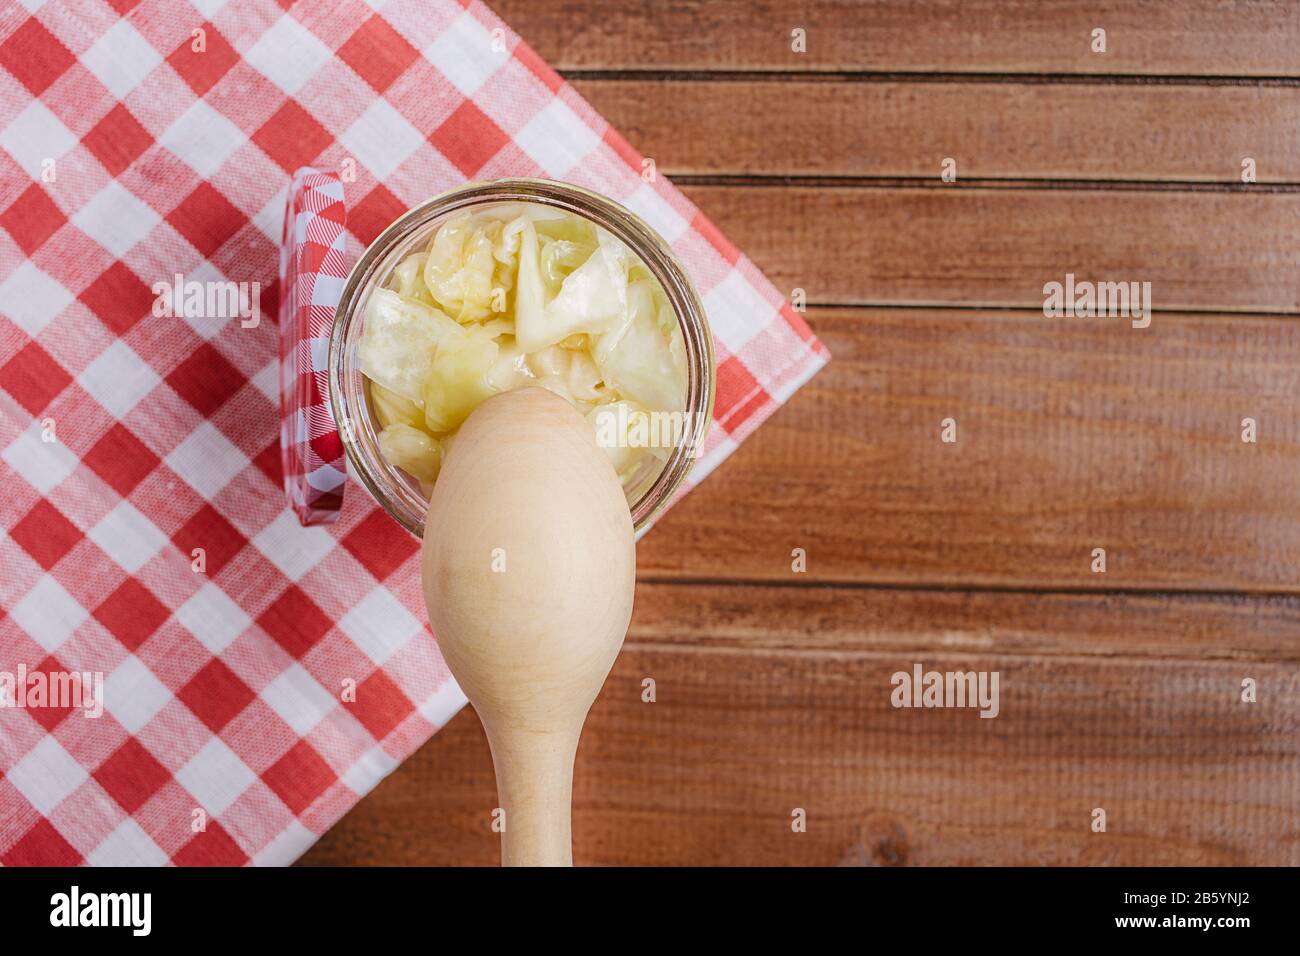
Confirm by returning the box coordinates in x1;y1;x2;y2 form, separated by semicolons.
422;333;499;433
359;288;464;405
360;203;691;497
371;382;423;429
377;423;443;484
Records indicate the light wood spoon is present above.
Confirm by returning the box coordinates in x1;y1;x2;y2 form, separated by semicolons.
420;387;635;866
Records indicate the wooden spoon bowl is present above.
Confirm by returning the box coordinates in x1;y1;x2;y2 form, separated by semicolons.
421;387;635;866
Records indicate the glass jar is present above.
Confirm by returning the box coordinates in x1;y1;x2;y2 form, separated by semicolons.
328;178;716;537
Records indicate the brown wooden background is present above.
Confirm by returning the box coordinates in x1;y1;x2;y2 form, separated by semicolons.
301;0;1300;866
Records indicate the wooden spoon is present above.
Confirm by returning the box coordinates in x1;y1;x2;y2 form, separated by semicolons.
420;387;636;866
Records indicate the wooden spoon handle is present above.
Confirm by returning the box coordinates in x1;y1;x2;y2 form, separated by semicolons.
487;726;581;867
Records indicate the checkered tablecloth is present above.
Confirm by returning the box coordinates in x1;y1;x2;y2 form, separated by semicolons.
0;0;828;866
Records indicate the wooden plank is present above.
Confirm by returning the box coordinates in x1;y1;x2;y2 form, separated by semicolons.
300;586;1300;866
677;185;1300;311
572;78;1300;182
625;584;1300;661
495;0;1300;76
638;309;1300;591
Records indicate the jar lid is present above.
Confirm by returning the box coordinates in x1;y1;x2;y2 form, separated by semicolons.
278;168;350;525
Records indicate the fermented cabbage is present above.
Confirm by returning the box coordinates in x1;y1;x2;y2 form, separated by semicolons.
359;203;689;492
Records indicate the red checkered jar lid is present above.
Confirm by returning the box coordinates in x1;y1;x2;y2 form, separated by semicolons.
278;168;350;525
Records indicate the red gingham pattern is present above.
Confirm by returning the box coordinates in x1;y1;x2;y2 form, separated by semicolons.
0;0;828;866
279;167;347;525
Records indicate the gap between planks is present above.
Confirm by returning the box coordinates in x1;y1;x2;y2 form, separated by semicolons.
635;573;1300;602
561;69;1300;87
618;639;1300;667
799;303;1300;319
668;175;1300;193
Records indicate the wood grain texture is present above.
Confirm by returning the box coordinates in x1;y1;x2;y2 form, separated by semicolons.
300;585;1300;866
639;308;1300;591
495;0;1300;76
573;78;1300;182
677;185;1300;311
624;583;1300;662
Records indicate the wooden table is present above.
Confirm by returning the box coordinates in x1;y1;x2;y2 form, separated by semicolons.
301;0;1300;866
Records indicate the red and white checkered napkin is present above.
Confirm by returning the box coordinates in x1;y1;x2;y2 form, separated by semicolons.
0;0;828;866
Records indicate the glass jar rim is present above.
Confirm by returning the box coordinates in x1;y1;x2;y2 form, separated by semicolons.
327;177;716;537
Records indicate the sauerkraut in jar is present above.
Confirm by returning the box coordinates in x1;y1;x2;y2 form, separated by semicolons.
358;202;690;497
